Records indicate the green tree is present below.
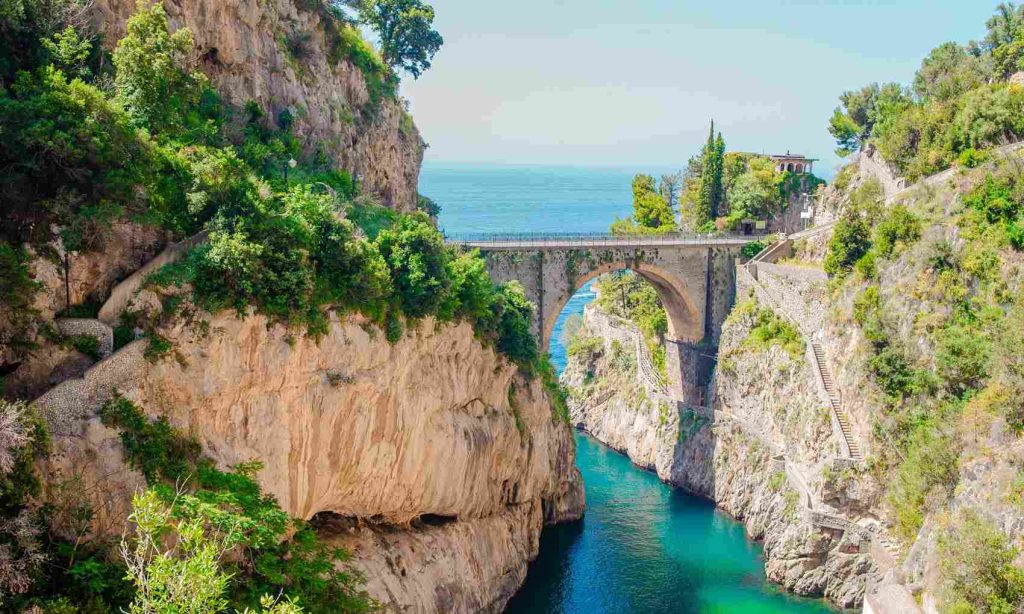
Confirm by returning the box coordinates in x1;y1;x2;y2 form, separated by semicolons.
694;121;725;227
375;214;451;318
828;83;881;156
984;2;1024;79
725;156;783;225
829;82;913;157
913;42;991;102
823;214;871;277
354;0;443;79
113;1;212;139
632;174;675;230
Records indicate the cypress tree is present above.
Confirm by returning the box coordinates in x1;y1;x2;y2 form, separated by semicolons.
711;131;726;218
695;121;716;228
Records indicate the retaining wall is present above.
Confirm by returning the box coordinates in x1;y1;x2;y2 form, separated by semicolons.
34;340;149;435
98;230;209;324
55;318;114;358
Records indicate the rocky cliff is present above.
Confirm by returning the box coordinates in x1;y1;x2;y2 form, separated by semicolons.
90;0;424;210
41;309;583;612
563;290;875;609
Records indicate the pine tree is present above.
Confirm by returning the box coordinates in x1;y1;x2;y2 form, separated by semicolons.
695;121;716;228
711;131;726;218
695;120;726;228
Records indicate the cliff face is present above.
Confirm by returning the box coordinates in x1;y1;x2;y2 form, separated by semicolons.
563;299;874;609
42;312;583;612
90;0;424;210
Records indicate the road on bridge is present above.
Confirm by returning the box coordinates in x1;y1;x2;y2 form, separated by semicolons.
444;231;768;251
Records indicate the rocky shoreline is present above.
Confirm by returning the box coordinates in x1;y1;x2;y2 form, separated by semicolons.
563;300;875;609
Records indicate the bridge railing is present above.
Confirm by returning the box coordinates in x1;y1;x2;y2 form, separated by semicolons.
442;230;769;246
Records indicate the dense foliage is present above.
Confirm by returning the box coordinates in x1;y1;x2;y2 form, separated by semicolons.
828;3;1024;180
610;174;676;234
332;0;443;79
834;158;1024;567
100;396;373;613
677;125;823;232
594;273;669;380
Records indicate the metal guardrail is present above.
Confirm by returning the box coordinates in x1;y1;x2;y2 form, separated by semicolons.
443;230;769;247
635;336;668;395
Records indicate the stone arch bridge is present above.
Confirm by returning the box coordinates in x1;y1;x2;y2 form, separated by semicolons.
446;232;755;404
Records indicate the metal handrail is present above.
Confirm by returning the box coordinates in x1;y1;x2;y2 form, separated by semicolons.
443;230;769;246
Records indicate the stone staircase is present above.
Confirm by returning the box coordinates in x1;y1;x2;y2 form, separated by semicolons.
635;336;668;396
811;342;862;461
32;233;209;433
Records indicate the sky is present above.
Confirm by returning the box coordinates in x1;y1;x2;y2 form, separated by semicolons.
399;0;1002;176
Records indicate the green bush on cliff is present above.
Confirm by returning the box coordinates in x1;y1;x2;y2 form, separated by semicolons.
827;5;1024;180
888;416;960;541
99;396;374;613
823;215;871;277
938;509;1024;614
742;305;803;360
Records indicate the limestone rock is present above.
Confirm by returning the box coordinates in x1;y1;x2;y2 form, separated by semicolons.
45;312;584;612
90;0;424;210
564;298;876;609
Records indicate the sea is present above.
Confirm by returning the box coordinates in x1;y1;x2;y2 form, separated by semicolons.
421;161;838;614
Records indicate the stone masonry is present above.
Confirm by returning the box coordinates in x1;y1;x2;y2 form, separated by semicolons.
475;240;743;404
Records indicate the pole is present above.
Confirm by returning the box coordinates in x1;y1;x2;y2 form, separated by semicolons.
64;251;70;313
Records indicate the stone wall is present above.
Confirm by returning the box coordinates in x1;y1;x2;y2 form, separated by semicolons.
98;231;209;324
34;340;149;435
746;263;829;338
55;319;115;358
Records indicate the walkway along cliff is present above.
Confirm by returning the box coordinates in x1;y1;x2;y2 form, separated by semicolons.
564;144;1024;613
0;1;585;611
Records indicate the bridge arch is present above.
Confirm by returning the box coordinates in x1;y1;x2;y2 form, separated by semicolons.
542;260;703;350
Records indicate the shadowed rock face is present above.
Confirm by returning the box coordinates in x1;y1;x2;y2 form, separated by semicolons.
563;299;875;609
45;313;584;613
91;0;424;210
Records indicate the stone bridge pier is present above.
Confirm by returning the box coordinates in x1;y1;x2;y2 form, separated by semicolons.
454;236;745;404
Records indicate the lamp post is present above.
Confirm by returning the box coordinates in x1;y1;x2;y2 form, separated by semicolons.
284;158;297;184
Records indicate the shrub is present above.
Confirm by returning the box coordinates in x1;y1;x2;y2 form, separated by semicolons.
854;251;877;279
888;420;959;540
824;215;871;277
743;306;804;359
935;324;991;396
567;335;602;360
99;396;202;483
958;148;989;168
494;281;539;369
938;510;1024;614
868;345;920;399
375;214;451;319
873;204;922;259
740;240;766;260
69;334;102;361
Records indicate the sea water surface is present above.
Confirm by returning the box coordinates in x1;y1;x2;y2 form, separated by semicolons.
422;162;836;614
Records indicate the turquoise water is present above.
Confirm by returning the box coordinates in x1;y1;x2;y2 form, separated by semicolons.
505;434;838;614
422;163;837;613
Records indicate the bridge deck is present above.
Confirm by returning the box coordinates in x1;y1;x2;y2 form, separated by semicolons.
444;232;766;251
